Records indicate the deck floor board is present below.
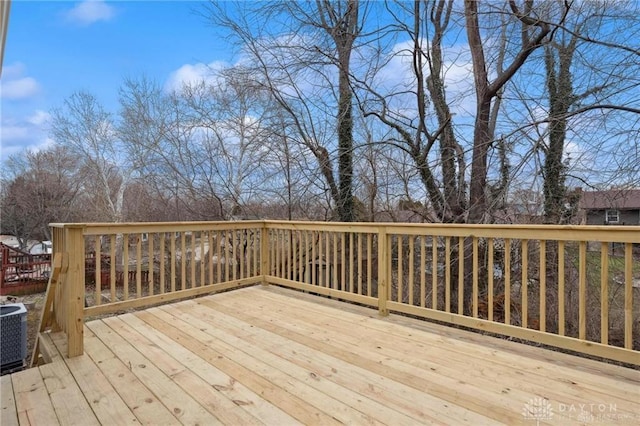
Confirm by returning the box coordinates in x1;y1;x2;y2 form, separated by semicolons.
2;285;639;425
231;288;640;408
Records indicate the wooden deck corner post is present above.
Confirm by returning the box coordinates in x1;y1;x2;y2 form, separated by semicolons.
377;226;389;316
261;221;269;285
65;225;85;357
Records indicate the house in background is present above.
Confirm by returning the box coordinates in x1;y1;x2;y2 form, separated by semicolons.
580;189;640;225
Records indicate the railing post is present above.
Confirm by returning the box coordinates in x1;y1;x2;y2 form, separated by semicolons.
377;226;389;316
261;222;269;285
65;225;85;357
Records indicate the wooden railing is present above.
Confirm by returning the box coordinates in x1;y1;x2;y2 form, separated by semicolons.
0;243;51;295
41;221;639;365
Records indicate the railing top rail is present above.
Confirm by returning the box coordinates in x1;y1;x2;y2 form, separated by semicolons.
265;220;640;242
50;221;267;235
49;220;640;242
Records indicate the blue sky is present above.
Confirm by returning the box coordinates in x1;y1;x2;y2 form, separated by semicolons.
1;0;231;161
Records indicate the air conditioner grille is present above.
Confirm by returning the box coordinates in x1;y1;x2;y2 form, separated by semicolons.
1;303;28;369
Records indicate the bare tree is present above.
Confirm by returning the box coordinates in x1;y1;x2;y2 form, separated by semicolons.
465;0;567;223
50;91;132;223
0;146;83;247
207;0;368;221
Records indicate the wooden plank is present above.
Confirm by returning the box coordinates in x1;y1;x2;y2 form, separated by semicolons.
210;292;640;416
259;286;640;383
119;313;299;425
39;359;100;425
49;332;140;425
176;300;498;424
82;323;177;425
135;309;342;426
11;367;59;425
100;316;263;425
252;287;640;403
86;320;221;425
199;293;526;423
138;306;375;425
1;375;18;426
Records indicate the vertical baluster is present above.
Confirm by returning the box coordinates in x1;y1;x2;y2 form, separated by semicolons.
624;242;633;349
136;234;142;297
539;240;546;332
558;241;565;335
149;233;154;296
487;238;494;322
432;236;438;310
349;233;354;293
579;241;587;340
522;239;528;328
445;237;451;313
458;237;464;315
505;239;511;325
110;235;116;301
123;234;129;300
472;237;478;318
170;233;176;293
159;233;165;294
420;235;425;308
398;236;403;303
95;238;101;306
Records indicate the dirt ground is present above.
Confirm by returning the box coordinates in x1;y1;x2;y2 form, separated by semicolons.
1;291;45;370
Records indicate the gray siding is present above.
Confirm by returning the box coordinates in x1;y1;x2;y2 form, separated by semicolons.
586;209;640;225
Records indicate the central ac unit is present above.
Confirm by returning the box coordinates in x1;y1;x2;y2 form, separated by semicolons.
1;303;28;373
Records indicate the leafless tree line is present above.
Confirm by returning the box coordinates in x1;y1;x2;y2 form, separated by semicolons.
2;0;639;248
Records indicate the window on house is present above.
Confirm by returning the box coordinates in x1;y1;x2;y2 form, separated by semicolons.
141;233;148;242
605;209;619;223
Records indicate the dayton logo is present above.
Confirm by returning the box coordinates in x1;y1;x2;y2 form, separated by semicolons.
523;397;553;424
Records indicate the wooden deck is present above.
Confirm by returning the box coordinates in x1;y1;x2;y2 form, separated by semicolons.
2;286;639;425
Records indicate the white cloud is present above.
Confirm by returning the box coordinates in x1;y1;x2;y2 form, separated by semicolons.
27;110;51;126
65;0;115;26
2;62;25;79
165;61;227;93
0;77;40;99
0;112;52;162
